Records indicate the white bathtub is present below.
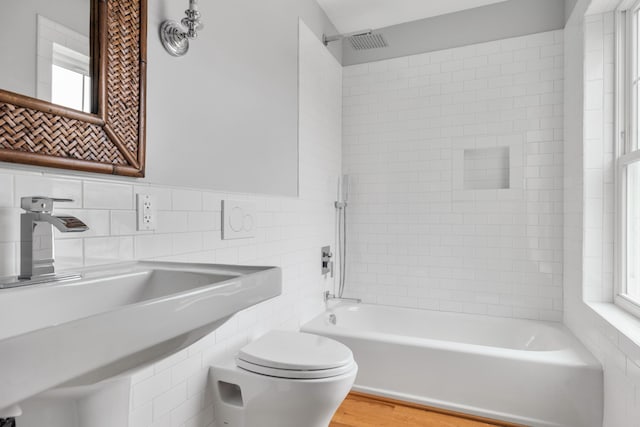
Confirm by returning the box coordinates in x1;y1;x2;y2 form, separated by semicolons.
301;304;603;427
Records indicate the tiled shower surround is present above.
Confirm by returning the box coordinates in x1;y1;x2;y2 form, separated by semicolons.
0;22;342;427
565;9;640;425
342;30;565;321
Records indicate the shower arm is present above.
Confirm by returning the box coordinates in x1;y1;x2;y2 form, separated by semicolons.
323;29;372;46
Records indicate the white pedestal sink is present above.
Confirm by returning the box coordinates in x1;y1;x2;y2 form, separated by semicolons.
0;261;281;412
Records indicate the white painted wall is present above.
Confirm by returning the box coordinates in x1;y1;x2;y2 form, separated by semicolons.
0;20;343;426
342;31;565;321
565;0;579;21
342;0;566;66
144;0;340;197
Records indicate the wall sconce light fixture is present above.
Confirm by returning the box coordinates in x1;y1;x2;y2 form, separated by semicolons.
160;0;204;57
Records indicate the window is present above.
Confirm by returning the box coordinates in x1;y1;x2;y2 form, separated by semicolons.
616;1;640;316
50;43;92;113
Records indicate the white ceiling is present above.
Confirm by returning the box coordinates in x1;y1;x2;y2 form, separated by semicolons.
317;0;511;33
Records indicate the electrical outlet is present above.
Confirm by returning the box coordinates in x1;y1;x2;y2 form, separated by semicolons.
136;194;156;231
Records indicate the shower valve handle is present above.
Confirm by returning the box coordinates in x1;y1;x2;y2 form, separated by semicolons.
321;246;333;275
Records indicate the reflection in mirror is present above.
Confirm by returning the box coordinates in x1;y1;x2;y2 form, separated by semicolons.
39;17;92;112
0;0;92;113
0;0;146;178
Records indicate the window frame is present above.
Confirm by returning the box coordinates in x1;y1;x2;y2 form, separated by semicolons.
615;0;640;318
51;43;93;113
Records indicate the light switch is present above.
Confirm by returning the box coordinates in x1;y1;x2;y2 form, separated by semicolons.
222;200;256;240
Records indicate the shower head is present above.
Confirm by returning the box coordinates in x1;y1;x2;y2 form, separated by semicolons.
348;33;388;50
322;29;388;50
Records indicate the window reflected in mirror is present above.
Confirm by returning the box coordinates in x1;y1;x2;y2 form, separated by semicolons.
51;44;91;112
0;1;92;111
36;14;92;113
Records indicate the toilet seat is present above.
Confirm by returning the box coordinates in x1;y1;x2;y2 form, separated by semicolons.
236;330;356;379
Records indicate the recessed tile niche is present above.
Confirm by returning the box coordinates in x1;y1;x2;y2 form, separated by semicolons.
463;147;510;190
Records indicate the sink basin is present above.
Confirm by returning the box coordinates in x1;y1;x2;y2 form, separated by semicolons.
0;261;281;412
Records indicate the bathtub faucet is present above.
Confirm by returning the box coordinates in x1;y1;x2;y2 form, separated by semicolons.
324;290;361;304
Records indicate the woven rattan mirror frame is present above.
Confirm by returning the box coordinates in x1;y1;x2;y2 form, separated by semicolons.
0;0;147;177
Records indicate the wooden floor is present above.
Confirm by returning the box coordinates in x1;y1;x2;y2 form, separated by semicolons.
330;393;521;427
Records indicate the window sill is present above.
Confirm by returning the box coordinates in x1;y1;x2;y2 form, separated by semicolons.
587;302;640;362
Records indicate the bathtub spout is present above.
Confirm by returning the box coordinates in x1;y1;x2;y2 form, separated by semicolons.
324;290;361;304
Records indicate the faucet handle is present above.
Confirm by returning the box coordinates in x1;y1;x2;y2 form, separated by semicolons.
21;196;74;213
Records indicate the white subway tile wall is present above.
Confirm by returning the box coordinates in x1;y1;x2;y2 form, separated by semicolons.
0;22;341;427
569;12;640;425
583;12;615;303
342;30;565;321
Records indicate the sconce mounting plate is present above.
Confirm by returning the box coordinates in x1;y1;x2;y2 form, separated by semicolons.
160;20;189;57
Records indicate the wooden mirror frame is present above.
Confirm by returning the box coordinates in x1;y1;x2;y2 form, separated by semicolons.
0;0;147;177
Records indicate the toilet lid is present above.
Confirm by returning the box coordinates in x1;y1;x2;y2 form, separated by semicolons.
236;331;356;379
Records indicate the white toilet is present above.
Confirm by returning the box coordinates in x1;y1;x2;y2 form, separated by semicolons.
209;330;358;427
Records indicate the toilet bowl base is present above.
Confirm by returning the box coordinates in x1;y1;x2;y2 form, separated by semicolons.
209;362;357;427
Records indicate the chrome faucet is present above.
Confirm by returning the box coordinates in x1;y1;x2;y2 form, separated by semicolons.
18;196;88;281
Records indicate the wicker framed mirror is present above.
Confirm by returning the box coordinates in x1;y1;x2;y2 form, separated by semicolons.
0;0;147;177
